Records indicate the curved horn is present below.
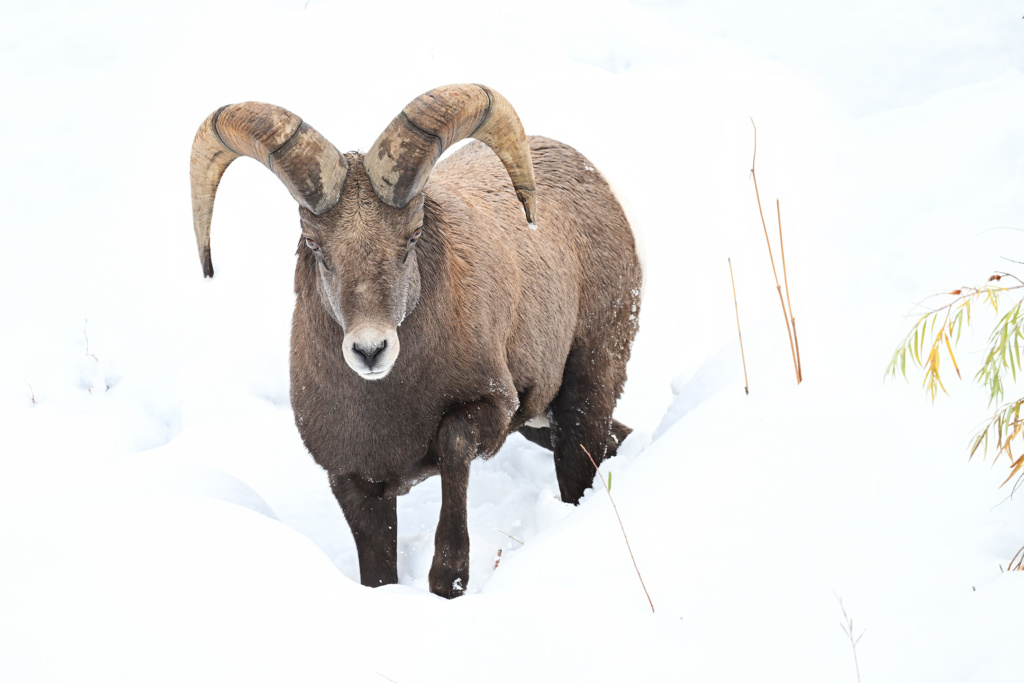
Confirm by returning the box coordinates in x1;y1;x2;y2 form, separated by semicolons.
189;102;348;277
365;84;537;225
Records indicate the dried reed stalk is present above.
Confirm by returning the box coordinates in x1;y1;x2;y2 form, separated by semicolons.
750;119;801;384
581;445;654;614
777;199;803;381
729;258;750;394
1007;544;1024;572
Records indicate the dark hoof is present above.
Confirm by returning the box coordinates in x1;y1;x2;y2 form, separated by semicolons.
428;560;468;599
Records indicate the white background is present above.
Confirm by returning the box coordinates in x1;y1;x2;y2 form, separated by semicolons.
2;1;1023;680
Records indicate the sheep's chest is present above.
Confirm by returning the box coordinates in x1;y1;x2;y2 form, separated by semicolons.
290;371;448;483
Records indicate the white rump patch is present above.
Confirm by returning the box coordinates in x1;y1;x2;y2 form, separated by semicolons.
525;415;550;428
605;176;647;302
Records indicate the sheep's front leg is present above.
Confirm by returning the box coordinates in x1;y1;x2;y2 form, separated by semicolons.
329;473;398;588
428;401;505;598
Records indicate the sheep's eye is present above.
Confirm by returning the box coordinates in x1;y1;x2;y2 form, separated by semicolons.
410;227;422;242
305;237;320;251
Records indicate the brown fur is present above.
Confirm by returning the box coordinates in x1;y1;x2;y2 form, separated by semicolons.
288;136;641;597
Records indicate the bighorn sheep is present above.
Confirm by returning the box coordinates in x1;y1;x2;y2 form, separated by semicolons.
189;84;642;598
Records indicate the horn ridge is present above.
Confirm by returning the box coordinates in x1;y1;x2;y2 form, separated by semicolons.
264;119;306;169
209;105;232;153
365;84;537;225
466;83;492;140
189;102;348;277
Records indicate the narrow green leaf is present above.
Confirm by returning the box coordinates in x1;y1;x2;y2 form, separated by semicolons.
1010;340;1018;382
970;430;986;460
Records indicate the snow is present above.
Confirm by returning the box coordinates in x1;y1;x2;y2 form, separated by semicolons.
2;0;1024;680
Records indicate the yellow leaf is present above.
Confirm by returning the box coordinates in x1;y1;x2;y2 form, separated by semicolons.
1000;453;1024;487
944;333;961;379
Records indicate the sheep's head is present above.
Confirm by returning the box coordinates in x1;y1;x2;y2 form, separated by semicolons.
297;161;423;379
189;84;536;380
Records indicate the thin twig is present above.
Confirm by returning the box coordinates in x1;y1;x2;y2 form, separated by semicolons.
497;530;525;545
750;119;800;383
1012;471;1024;497
905;282;1023;319
777;199;802;382
993;272;1024;286
728;258;750;395
837;596;864;683
580;445;654;614
1008;544;1024;571
83;318;98;362
23;381;36;405
493;548;503;570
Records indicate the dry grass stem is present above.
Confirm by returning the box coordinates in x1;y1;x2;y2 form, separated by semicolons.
580;445;655;614
83;318;99;363
777;199;803;381
750;119;800;384
837;596;864;683
497;530;524;545
729;258;750;394
1007;545;1024;571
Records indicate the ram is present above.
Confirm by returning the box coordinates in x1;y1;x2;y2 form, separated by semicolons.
189;84;642;598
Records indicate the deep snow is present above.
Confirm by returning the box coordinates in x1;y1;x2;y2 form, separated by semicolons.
2;1;1023;681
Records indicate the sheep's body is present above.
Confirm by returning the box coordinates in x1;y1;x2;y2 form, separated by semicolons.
292;137;639;476
290;138;640;594
190;86;641;597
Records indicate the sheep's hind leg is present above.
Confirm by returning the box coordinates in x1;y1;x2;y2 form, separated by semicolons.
519;419;630;452
329;473;398;588
517;424;553;449
549;347;631;505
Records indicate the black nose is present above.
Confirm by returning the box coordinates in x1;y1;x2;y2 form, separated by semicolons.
352;339;387;369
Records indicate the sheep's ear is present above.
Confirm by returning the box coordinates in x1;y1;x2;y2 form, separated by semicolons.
189;103;348;277
365;84;537;226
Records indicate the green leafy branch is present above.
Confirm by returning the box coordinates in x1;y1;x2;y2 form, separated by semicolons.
887;273;1024;485
975;298;1024;404
968;397;1024;485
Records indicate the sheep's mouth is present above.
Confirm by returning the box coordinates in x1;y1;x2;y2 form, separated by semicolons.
358;368;391;380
